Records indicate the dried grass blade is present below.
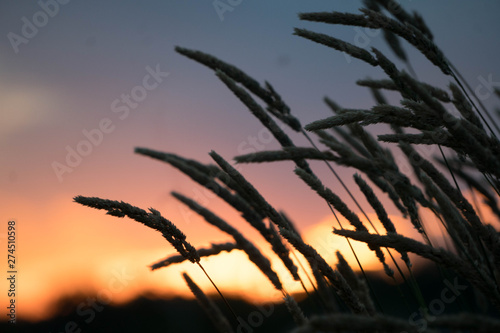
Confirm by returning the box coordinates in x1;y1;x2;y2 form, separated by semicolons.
182;272;235;333
151;242;239;270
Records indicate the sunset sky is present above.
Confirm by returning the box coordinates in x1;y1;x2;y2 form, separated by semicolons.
1;0;500;322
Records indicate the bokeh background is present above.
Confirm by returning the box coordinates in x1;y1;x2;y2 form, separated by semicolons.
1;0;500;325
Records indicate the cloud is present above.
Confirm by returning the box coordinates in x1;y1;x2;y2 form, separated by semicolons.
0;83;58;143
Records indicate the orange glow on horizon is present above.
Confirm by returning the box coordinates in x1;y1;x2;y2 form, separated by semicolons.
1;189;496;322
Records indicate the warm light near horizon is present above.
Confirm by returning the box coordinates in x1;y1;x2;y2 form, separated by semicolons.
0;189;442;322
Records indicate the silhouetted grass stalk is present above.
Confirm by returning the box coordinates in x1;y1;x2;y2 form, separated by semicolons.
75;2;500;331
